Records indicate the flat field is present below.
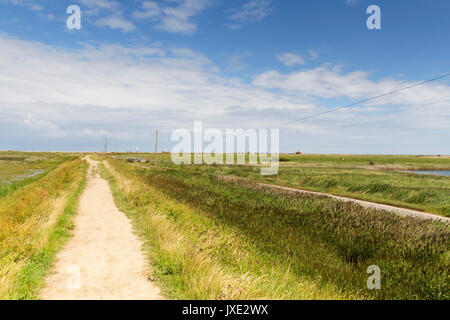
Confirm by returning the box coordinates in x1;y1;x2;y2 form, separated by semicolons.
97;154;450;300
113;153;450;216
0;152;79;198
1;152;448;300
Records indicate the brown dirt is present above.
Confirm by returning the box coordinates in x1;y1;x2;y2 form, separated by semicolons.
40;157;162;300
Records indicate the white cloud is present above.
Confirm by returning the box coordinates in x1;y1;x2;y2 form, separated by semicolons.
1;0;43;11
0;36;449;153
229;0;271;22
276;50;320;67
307;49;319;60
132;0;211;35
253;65;450;107
346;0;358;6
77;0;120;16
23;114;67;137
78;0;119;10
96;15;136;32
227;0;272;29
276;53;305;67
76;0;138;32
132;1;162;19
0;37;302;126
226;52;252;71
24;114;57;130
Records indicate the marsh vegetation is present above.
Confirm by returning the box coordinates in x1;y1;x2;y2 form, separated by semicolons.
0;152;87;299
99;155;450;300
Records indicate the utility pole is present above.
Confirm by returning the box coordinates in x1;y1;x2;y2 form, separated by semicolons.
104;137;108;153
155;129;158;170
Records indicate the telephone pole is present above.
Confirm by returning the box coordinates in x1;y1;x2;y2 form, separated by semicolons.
104;137;108;153
154;129;158;170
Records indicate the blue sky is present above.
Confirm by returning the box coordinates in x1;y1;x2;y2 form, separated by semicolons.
0;0;449;153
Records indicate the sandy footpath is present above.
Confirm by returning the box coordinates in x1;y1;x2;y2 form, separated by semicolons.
40;157;161;300
257;182;450;223
217;175;449;223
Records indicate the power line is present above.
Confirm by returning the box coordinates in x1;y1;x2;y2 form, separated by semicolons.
267;72;450;129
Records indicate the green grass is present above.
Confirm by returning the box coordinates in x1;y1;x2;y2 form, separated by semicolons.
114;153;450;216
10;161;88;300
99;160;348;299
275;154;450;169
0;156;87;299
0;152;78;198
250;166;450;216
101;157;450;300
3;151;446;300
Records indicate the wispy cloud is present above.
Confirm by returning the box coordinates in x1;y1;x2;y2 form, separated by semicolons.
132;0;211;35
23;114;66;138
226;52;252;71
276;53;305;67
77;0;138;32
78;0;119;10
253;65;450;108
307;49;319;60
1;37;449;153
96;15;136;32
227;0;272;30
276;50;320;67
132;1;162;19
1;0;44;12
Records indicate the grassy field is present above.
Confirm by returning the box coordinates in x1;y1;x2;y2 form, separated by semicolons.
99;156;450;300
0;152;78;198
0;152;87;299
115;153;450;216
1;151;448;300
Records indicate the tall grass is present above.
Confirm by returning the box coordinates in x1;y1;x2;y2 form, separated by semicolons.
103;158;449;300
260;166;450;216
0;158;87;299
0;154;76;199
100;160;347;300
106;153;450;216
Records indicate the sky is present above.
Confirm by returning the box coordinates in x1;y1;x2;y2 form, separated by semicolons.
0;0;449;154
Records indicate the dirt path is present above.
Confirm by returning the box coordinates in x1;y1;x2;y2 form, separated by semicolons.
257;182;450;223
216;176;449;223
40;157;161;300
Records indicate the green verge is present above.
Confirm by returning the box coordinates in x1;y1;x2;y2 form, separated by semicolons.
0;155;76;199
102;153;450;217
244;167;450;217
100;159;449;300
99;161;349;300
8;160;88;300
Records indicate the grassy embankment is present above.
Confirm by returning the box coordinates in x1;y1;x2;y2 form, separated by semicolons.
113;153;450;217
100;156;449;300
0;152;76;198
0;154;87;299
